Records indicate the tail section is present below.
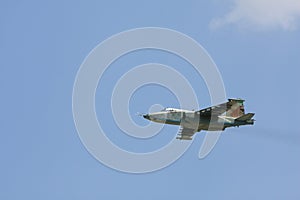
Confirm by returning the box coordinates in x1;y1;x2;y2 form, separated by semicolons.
235;113;255;121
235;113;255;125
226;98;245;118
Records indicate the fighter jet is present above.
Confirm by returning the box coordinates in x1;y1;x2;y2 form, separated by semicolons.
142;98;255;140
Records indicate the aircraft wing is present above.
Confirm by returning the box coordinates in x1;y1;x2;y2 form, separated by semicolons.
176;127;197;140
198;102;229;117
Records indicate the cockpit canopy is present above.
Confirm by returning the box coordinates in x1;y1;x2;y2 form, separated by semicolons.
161;107;182;112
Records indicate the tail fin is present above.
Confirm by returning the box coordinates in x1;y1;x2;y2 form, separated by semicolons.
226;98;245;118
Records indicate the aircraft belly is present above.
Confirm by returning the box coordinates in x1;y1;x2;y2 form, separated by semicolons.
164;119;181;125
198;121;226;131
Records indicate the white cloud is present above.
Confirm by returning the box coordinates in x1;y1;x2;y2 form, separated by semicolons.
210;0;300;31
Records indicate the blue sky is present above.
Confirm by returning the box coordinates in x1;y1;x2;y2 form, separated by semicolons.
1;0;300;199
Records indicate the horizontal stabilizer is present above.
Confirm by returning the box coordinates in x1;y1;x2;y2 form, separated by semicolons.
235;113;255;121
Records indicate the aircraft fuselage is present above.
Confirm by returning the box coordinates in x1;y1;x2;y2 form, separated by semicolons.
143;109;254;131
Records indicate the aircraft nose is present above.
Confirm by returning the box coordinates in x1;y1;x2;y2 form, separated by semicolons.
143;114;150;120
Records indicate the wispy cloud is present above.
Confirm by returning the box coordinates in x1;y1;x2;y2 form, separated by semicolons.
210;0;300;31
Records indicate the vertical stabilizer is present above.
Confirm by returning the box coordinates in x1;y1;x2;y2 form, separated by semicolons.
226;98;245;118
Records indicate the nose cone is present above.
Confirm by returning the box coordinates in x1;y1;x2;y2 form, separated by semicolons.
143;114;150;120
